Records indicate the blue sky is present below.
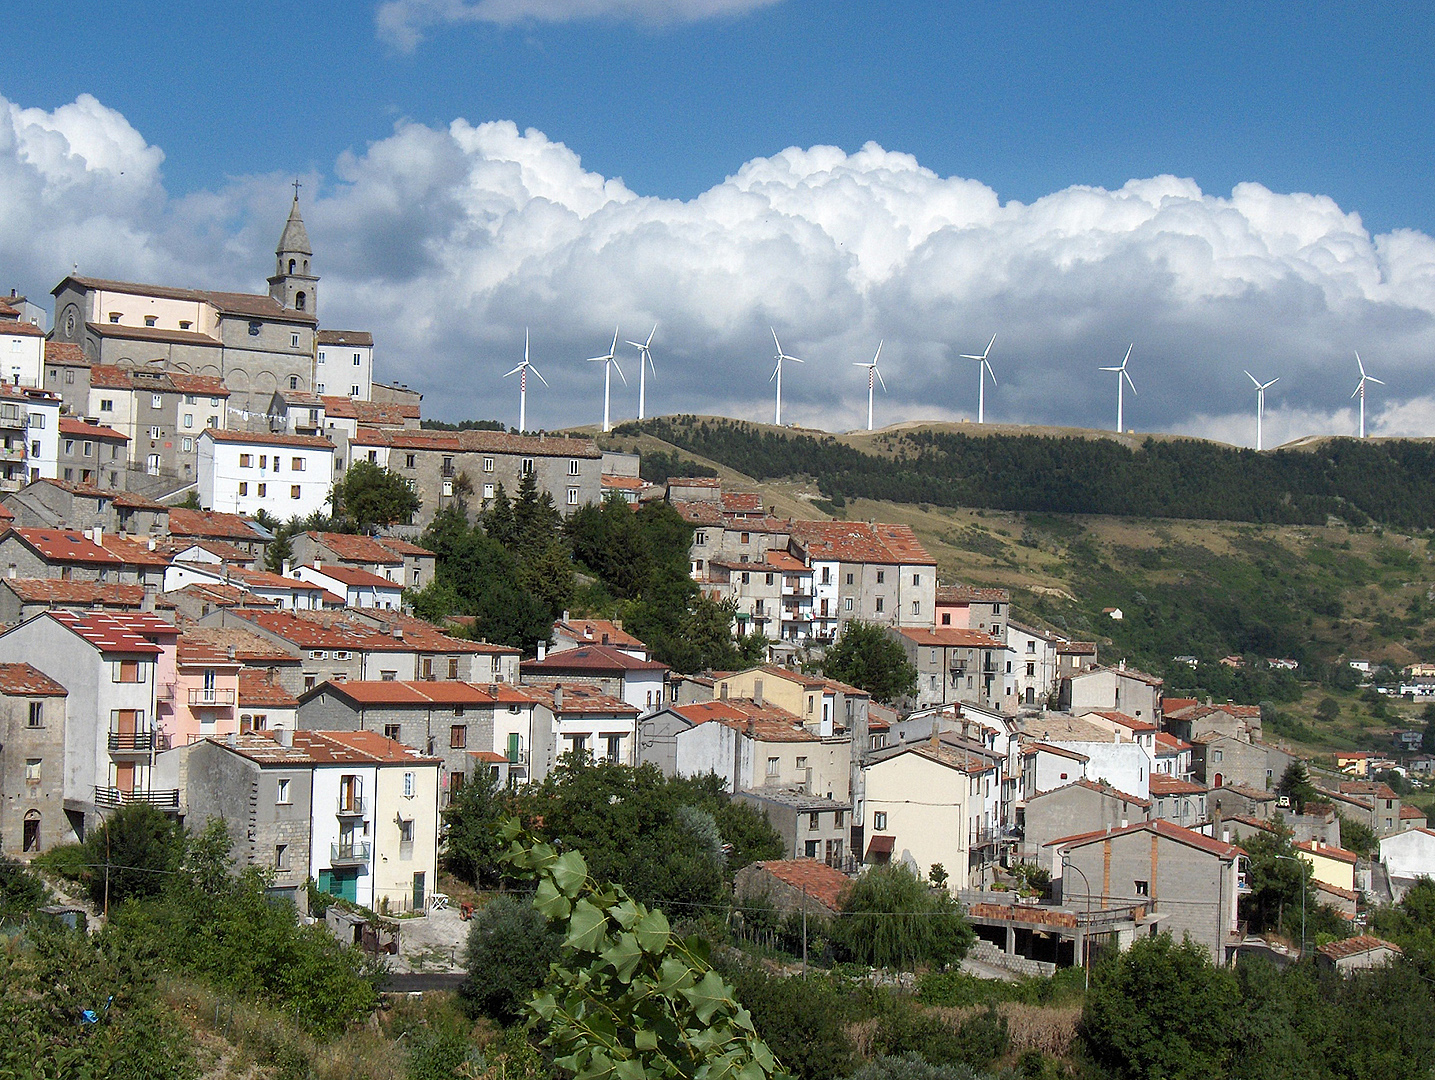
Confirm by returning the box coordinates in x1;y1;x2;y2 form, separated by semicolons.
3;1;1435;439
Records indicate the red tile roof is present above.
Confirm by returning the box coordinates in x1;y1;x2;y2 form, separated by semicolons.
897;626;1005;648
1084;709;1157;733
167;508;266;542
1148;774;1207;797
316;330;374;347
522;643;669;674
1295;840;1360;865
670;499;724;526
1021;741;1091;762
228;608;498;655
1049;818;1244;860
301;563;403;589
176;634;244;667
59;417;127;441
721;492;764;513
48;610;174;654
178;626;294;663
173;582;277;608
319;397;420;424
238;667;300;707
763;550;809;573
1400;805;1426;820
790;520;935;566
936;584;1011;604
601;474;646;491
309;679;543;708
305;531;403;564
1318;935;1401;961
524;681;640;716
748;859;850;912
88;365;134;389
1;578;152;606
1155;732;1194;754
1028;778;1150;807
0;319;44;337
553;618;647;651
1339;781;1400;801
375;537;433;557
0;662;68;697
203;429;334;450
673;697;818;741
99;535;174;567
45;341;88;364
12;527;124;565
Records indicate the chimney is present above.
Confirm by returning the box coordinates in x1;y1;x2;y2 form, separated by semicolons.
393;627;403;640
147;537;156;552
553;685;563;710
227;645;236;662
226;730;238;747
753;679;763;707
141;585;156;613
537;641;547;661
314;556;322;567
282;559;291;577
613;619;623;631
489;683;498;696
562;610;570;623
720;682;729;700
91;525;103;545
277;727;293;747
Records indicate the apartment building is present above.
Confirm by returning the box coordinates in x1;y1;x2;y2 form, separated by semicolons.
0;663;70;855
892;626;1008;711
789;521;937;639
197;429;336;519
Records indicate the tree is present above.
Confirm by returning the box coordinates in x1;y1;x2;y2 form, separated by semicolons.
173;490;202;510
1336;812;1377;857
1315;696;1341;722
729;967;854;1080
1276;761;1318;813
421;507;551;649
459;894;561;1023
331;459;420;528
87;803;183;908
441;768;514;887
0;854;46;922
822;621;918;703
1422;702;1435;754
1080;933;1238;1080
1238;826;1316;941
833;864;973;971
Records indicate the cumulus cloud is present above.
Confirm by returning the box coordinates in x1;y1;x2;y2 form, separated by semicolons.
4;91;1435;445
376;0;782;50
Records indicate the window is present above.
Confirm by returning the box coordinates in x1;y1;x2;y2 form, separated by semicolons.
288;375;299;390
182;437;193;452
834;810;845;827
350;385;360;396
333;651;351;661
913;573;921;585
309;651;329;660
380;670;398;681
483;483;495;499
567;488;579;505
147;426;162;439
765;573;774;585
694;531;707;546
1027;662;1036;678
740;572;750;585
240;454;253;467
876;570;885;584
384;723;401;741
183;413;193;428
405;453;416;469
100;398;114;412
290;457;304;471
257;483;267;497
304;675;316;691
1213;749;1223;763
1134;880;1150;896
805;840;819;858
290;485;301;499
483;457;494;472
740;532;750;544
448;657;460;679
875;597;884;613
64;439;74;455
27;701;43;727
403;771;415;798
276;778;291;804
207;415;219;428
568;459;580;475
24;759;40;783
844;597;854;611
275;844;290;870
353;353;362;366
845;572;854;585
521;457;534;474
152;393;163;408
210;396;221;407
873;812;888;831
291;332;301;346
114;660;141;683
238;482;249;496
185;395;197;405
796;756;808;769
809;812;821;829
450;725;467;749
911;601;920;615
766;757;780;776
993;604;1002;615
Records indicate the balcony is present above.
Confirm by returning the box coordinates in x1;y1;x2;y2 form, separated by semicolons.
95;786;180;810
189;687;236;707
330;841;372;865
156;680;178;703
0;446;24;463
968;824;1000;848
336;795;368;817
108;730;157;753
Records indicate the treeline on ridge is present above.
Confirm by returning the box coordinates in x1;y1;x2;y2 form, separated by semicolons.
623;417;1435;528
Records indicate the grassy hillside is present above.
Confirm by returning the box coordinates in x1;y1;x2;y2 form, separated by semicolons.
596;420;1435;755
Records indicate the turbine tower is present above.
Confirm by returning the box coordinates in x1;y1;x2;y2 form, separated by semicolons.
1099;344;1137;433
1245;370;1279;451
959;334;997;424
769;328;804;426
586;327;626;433
1351;351;1384;439
503;328;548;433
627;324;657;420
854;341;886;431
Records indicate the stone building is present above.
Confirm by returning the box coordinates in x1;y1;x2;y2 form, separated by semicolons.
0;663;70;856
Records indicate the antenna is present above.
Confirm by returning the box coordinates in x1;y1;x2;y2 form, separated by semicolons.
959;334;997;424
585;326;625;432
853;341;886;431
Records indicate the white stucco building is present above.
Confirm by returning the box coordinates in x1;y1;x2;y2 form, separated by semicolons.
198;429;335;519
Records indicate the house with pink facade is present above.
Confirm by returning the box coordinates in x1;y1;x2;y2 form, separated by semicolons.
167;634;243;745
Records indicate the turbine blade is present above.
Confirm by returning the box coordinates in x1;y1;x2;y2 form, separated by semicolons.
1367;375;1385;385
984;333;997;359
875;367;887;392
612;359;626;385
645;324;657;347
1352;385;1362;399
771;327;782;353
789;355;804;363
625;340;644;350
1122;343;1133;369
584;355;611;363
525;327;530;364
1099;366;1122;372
1124;370;1138;395
531;365;549;387
503;363;525;378
984;360;996;385
1245;370;1260;387
959;355;984;361
770;361;781;382
854;362;870;367
1262;377;1280;390
873;340;883;365
1356;351;1365;376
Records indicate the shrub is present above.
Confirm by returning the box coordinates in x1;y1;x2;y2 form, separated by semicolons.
835;864;974;971
458;894;560;1023
0;854;47;922
730;966;855;1080
844;1051;988;1080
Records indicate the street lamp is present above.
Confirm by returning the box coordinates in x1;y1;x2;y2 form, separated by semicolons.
1062;854;1094;991
1275;854;1307;959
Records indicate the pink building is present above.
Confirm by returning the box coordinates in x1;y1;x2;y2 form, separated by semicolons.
166;634;242;745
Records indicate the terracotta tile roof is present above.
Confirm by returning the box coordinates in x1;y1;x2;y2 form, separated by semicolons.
1021;741;1091;762
0;319;43;337
1049;818;1245;859
675;698;818;742
1339;781;1399;801
1056;641;1099;655
1164;697;1200;714
203;429;334;450
48;610;174;654
12;527;124;565
228;608;496;655
1318;935;1401;961
178;626;294;663
216;729;435;766
763;550;809;573
1400;805;1426;820
59;417;128;441
936;584;1011;604
668;477;721;489
0;661;68;696
89;364;140;389
670;499;725;526
304;531;403;564
1314;881;1359;903
1155;732;1193;754
319;397;420;424
523;681;640;716
1;578;151;606
602;474;646;491
1219;814;1278;833
238;667;299;708
897;626;1005;648
748;859;849;911
791;520;935;565
522;643;669;674
185;540;255;563
174;582;276;608
351;426;600;458
44;341;88;364
721;492;764;513
553;618;647;651
1169;702;1263;721
1148;774;1207;797
1077;664;1164;687
375;537;433;557
300;563;404;589
317;330;374;346
1029;778;1150;806
308;679;543;708
176;633;243;667
1295;840;1360;865
167;508;268;542
99;535;174;567
166;372;230;396
1084;708;1157;733
86;322;221;346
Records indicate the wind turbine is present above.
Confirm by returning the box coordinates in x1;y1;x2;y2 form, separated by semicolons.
503;328;548;433
959;334;997;424
769;328;804;426
1099;344;1137;433
854;341;886;431
1245;370;1279;451
586;327;626;433
627;324;657;420
1351;351;1384;439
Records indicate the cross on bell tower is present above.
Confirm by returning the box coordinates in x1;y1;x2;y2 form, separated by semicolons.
268;184;318;317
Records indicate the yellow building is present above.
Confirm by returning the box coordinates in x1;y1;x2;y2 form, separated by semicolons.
1295;839;1358;893
717;665;868;735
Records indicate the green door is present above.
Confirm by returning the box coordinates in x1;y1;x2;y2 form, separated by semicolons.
332;868;359;903
412;872;426;912
507;733;520;763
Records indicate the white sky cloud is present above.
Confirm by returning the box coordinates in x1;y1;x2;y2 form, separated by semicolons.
3;92;1435;443
375;0;782;50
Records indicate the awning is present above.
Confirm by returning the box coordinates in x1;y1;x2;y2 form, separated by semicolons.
866;834;895;858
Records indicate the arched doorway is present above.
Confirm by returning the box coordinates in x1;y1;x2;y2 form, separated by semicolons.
23;809;40;853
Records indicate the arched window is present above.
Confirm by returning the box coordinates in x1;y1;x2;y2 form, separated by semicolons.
288;259;296;273
295;292;306;311
303;260;309;273
289;375;300;390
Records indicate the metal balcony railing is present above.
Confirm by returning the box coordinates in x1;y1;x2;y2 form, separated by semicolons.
336;795;367;817
156;681;178;703
108;731;156;753
95;786;180;809
188;687;236;706
330;841;371;865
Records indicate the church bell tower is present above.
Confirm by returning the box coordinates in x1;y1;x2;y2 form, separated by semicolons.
268;184;318;317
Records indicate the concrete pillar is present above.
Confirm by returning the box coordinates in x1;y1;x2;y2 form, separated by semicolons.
1006;926;1017;955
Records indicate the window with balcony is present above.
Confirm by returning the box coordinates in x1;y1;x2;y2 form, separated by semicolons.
338;775;362;815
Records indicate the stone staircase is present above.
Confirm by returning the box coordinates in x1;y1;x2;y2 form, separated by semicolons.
966;937;1056;979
